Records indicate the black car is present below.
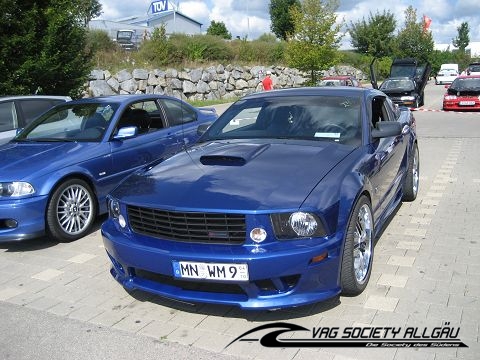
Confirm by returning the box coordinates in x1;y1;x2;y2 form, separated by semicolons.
466;62;480;76
371;58;430;109
379;77;422;108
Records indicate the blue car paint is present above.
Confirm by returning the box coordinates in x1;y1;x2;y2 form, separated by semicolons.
0;95;217;242
102;87;418;309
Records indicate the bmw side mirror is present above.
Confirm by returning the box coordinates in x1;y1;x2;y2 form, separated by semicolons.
114;126;138;140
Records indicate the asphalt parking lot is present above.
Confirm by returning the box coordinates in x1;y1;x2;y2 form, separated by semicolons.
1;82;479;360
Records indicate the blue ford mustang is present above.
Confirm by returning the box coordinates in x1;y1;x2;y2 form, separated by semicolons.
0;94;217;243
101;87;419;310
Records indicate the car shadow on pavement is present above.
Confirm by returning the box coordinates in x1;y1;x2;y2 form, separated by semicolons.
0;214;108;252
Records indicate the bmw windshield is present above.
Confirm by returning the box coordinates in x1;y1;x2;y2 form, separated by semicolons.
14;102;118;142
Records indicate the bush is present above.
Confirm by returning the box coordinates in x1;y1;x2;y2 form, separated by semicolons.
137;26;175;67
169;34;233;63
85;29;117;53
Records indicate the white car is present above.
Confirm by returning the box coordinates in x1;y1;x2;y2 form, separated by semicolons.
435;69;458;85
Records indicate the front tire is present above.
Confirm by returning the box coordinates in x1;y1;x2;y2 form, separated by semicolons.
402;144;420;201
46;179;97;242
341;195;374;295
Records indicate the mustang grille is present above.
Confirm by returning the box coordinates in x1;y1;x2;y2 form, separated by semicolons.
127;206;246;244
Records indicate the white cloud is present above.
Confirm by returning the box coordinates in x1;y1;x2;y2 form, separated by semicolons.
95;0;480;43
178;1;211;27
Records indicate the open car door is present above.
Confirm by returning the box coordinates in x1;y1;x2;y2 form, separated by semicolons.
414;62;431;95
370;58;379;89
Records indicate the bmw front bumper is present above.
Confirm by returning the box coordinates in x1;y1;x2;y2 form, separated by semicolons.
0;195;49;242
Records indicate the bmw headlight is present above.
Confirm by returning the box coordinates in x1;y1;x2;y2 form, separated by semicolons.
271;212;327;239
0;182;35;197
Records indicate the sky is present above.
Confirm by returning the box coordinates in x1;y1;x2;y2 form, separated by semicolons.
96;0;480;49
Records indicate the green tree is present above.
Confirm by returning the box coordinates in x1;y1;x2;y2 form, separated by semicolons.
257;33;278;43
269;0;301;41
73;0;103;26
0;0;102;98
348;10;396;58
285;0;343;84
452;22;469;53
395;6;434;63
206;20;232;40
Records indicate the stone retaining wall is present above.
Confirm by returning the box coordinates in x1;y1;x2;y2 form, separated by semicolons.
86;64;365;100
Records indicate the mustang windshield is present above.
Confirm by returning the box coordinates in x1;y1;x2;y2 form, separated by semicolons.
15;103;118;142
201;95;362;146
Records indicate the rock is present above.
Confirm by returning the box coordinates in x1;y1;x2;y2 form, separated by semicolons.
116;69;132;82
89;80;115;96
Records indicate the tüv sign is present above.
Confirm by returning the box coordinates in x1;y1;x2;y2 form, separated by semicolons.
150;0;169;14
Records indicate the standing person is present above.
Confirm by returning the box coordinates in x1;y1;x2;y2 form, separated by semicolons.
262;70;273;91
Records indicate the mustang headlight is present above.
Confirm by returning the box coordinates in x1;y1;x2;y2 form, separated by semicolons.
108;197;126;228
0;182;35;197
271;212;327;239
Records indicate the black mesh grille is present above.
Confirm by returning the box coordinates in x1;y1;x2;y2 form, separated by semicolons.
127;206;246;244
135;269;247;295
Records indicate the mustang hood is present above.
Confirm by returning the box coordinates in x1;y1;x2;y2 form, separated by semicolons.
113;140;353;211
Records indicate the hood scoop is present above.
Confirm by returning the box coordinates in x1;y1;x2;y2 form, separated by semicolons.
199;143;270;166
200;155;246;166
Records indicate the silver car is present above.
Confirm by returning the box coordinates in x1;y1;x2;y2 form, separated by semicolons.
0;95;71;145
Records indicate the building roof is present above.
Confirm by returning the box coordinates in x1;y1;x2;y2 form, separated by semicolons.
117;10;202;27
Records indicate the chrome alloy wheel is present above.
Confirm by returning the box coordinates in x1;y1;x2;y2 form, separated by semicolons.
56;184;94;235
353;204;373;284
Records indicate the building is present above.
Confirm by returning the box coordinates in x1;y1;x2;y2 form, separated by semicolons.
88;1;202;44
434;42;480;58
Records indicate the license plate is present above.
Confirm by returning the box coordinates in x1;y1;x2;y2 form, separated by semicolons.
459;101;475;106
172;261;249;281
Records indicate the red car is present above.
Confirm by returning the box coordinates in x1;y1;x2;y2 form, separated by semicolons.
317;75;363;87
443;75;480;111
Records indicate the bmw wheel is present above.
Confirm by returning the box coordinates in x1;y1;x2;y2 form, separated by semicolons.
341;195;374;295
402;143;420;201
46;179;97;242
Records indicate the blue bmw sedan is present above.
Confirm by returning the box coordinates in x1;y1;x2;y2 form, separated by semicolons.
102;87;419;310
0;94;217;243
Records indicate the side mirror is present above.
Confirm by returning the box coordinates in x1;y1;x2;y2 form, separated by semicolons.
113;126;138;140
371;121;402;139
197;123;212;136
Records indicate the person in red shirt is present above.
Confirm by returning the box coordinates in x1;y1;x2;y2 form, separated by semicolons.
262;70;273;91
